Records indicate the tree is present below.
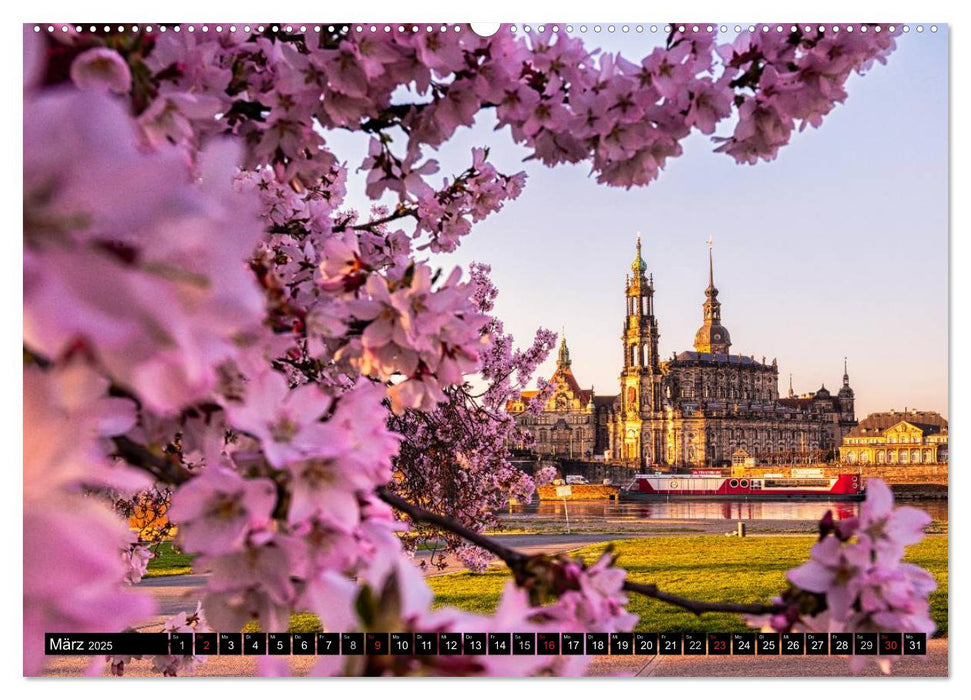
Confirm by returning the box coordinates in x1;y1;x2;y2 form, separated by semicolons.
23;22;933;677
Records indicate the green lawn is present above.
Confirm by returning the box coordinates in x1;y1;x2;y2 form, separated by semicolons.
144;542;195;578
427;535;949;636
141;534;948;637
244;613;323;634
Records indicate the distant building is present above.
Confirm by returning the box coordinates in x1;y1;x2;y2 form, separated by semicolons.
506;237;857;470
839;410;948;465
505;336;612;459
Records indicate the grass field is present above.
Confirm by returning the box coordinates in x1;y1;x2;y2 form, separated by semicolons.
427;535;949;636
142;534;948;637
144;542;195;578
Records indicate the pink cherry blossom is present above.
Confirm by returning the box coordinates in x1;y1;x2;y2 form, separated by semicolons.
69;47;132;93
148;603;212;676
122;544;155;584
222;370;334;467
24;497;155;675
168;466;277;555
856;478;932;562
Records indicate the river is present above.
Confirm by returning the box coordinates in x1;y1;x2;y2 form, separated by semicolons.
507;498;948;523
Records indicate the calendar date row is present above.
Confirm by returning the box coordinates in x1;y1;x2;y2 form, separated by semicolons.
47;631;927;657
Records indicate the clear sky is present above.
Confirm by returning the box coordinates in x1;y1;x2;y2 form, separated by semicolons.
336;26;949;419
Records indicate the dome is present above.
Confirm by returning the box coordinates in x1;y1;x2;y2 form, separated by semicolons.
693;323;732;354
815;385;831;399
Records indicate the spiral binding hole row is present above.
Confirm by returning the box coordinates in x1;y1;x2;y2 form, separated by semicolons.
31;24;939;36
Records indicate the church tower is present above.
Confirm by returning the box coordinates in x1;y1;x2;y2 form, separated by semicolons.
557;333;572;370
617;235;662;466
838;357;855;420
693;238;732;355
623;235;660;375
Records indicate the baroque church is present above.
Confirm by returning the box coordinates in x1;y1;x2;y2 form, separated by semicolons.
506;237;857;470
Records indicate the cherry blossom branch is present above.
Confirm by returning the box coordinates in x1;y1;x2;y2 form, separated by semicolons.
111;435;191;486
377;485;528;568
375;485;786;617
344;204;417;232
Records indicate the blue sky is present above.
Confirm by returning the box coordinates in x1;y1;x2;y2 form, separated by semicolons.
335;26;949;418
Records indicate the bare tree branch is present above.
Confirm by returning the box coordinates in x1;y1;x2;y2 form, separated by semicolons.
376;485;787;617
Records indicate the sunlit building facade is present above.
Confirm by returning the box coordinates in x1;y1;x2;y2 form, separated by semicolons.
507;238;857;470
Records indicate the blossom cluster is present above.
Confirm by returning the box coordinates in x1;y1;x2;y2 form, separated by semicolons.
106;603;212;677
23;364;155;675
310;547;637;677
749;479;936;674
714;25;898;163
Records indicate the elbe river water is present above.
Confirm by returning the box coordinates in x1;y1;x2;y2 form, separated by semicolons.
509;498;948;523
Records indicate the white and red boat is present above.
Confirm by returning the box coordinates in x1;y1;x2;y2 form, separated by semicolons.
623;473;863;500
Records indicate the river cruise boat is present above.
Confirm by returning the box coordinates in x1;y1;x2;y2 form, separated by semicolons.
623;473;863;500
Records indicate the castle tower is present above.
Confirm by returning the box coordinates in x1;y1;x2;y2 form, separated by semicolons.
693;237;732;355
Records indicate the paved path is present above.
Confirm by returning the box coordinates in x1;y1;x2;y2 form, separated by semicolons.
634;638;948;677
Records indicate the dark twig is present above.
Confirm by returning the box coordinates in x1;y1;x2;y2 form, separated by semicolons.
376;485;527;569
111;435;192;486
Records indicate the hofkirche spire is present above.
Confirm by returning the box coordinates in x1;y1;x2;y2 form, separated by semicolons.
693;237;732;355
631;232;647;276
839;356;854;398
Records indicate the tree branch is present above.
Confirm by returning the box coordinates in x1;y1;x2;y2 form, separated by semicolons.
111;435;192;486
347;204;418;232
376;485;786;617
376;485;527;569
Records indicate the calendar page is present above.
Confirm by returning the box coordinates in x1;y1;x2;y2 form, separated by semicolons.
23;20;948;681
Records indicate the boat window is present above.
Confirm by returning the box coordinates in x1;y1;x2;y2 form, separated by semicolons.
763;479;831;488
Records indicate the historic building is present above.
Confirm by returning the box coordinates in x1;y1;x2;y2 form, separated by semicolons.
839;410;948;465
505;336;612;459
507;237;858;470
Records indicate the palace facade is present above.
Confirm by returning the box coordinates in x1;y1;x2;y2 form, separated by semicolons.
507;237;857;470
505;337;613;460
839;410;948;465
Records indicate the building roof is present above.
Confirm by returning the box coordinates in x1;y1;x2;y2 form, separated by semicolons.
551;365;584;397
777;397;813;408
670;351;767;367
846;410;948;438
593;395;618;408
